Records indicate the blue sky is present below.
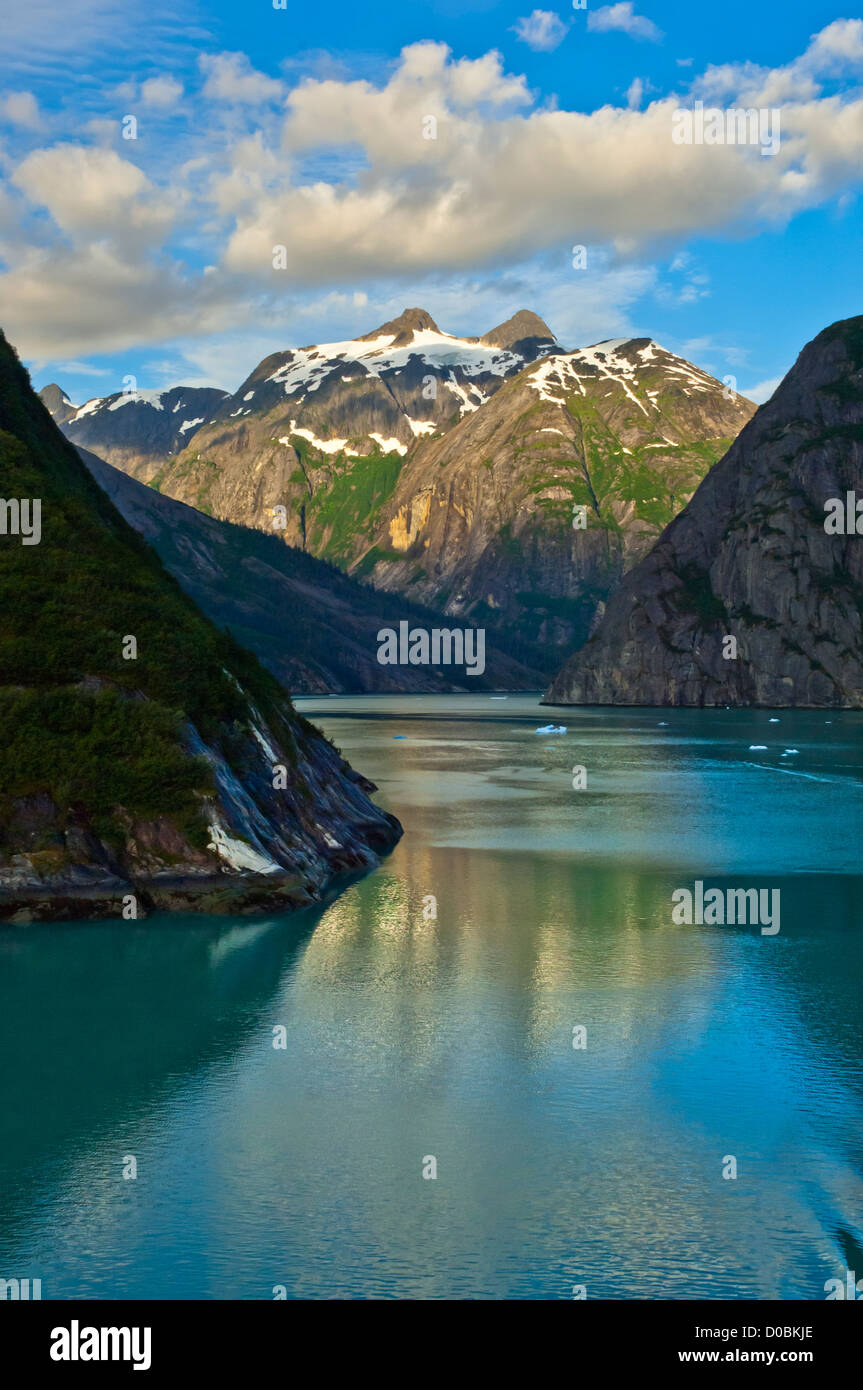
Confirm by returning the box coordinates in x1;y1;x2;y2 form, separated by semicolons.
0;0;860;404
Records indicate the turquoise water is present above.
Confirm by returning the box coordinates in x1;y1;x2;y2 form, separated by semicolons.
1;694;862;1299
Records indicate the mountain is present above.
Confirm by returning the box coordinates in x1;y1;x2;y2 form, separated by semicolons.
78;446;549;693
356;337;755;647
45;384;229;483
106;307;559;530
40;314;755;652
38;383;76;424
0;330;400;921
544;316;863;707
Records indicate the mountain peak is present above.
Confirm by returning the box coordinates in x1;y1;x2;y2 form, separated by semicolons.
39;382;76;424
361;307;441;346
544;313;863;708
482;310;556;352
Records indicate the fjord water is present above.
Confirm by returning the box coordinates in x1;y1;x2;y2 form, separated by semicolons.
2;695;862;1300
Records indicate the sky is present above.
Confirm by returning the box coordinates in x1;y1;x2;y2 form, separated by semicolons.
0;0;860;405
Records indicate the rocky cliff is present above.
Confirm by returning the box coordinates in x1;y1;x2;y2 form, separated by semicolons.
41;312;755;653
360;338;754;647
79;446;548;692
544;317;863;707
136;307;558;534
44;384;229;483
1;331;401;922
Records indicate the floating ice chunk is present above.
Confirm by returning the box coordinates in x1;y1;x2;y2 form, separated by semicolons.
768;717;780;722
536;724;567;734
784;748;799;754
749;745;767;750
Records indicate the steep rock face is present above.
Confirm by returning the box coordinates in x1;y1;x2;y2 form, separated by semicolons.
39;318;754;656
38;383;76;425
49;385;229;483
482;309;557;356
126;307;559;545
544;317;863;707
0;331;400;922
79;447;549;692
358;338;755;647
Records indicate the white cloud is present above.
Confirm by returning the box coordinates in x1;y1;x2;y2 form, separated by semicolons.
219;37;863;286
587;3;662;43
626;77;644;109
199;52;284;105
0;241;242;359
512;10;569;52
696;20;863;109
3;25;863;368
0;91;43;129
141;75;184;107
47;359;112;377
12;145;174;246
0;0;204;78
802;18;863;72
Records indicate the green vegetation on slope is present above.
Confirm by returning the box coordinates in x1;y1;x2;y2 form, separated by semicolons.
0;334;302;843
302;446;403;563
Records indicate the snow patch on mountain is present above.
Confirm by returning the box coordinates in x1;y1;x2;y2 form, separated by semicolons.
526;339;724;416
280;427;359;457
265;328;529;398
107;389;169;412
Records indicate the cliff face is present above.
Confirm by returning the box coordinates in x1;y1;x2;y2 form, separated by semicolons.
139;308;557;542
45;385;229;483
545;317;863;708
41;316;756;656
359;339;754;648
0;331;400;922
79;447;549;692
37;383;76;425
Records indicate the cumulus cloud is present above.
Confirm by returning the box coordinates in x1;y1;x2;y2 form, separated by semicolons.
587;3;662;43
2;25;863;366
220;36;863;285
512;10;569;52
12;145;174;245
199;52;285;105
141;75;184;107
0;91;43;129
0;241;243;359
802;18;863;72
697;19;863;109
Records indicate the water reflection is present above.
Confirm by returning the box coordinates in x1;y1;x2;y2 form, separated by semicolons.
1;696;861;1299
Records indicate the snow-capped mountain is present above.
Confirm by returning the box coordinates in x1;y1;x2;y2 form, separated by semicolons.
355;336;757;646
545;316;863;706
38;311;757;651
38;382;76;425
197;306;558;456
41;384;229;483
